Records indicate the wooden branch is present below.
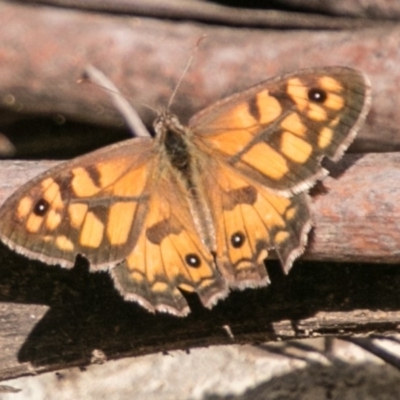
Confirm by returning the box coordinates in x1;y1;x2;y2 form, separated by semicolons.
1;153;400;381
308;153;400;263
23;0;380;29
0;1;398;154
271;0;400;19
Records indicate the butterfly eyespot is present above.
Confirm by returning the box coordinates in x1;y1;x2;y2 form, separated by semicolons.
231;232;245;248
185;253;201;268
308;88;327;103
33;198;50;216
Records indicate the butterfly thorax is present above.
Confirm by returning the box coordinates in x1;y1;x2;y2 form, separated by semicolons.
154;110;194;177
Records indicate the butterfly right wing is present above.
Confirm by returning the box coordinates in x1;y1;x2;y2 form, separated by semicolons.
0;138;161;268
0;137;225;315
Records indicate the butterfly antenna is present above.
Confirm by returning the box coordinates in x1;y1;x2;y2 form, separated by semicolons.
167;35;206;110
82;65;151;138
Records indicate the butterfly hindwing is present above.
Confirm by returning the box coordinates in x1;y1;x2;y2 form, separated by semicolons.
191;67;370;195
111;167;226;315
199;158;311;288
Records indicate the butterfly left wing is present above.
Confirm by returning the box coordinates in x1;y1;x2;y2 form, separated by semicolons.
189;66;370;284
191;67;371;195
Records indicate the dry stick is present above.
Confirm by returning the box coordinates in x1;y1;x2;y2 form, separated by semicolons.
83;65;151;139
343;338;400;371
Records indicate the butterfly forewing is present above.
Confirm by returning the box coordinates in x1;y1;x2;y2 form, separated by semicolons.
0;138;157;268
191;67;370;195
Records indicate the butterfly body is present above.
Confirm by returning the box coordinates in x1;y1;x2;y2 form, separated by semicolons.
154;110;216;245
0;67;371;316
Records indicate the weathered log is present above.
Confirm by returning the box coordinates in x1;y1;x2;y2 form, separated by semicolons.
1;153;400;381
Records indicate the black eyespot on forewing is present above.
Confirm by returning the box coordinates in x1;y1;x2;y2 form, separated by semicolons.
231;231;245;248
308;88;327;103
185;253;201;268
33;198;50;216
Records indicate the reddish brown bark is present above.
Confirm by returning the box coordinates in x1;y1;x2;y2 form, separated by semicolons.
0;1;398;155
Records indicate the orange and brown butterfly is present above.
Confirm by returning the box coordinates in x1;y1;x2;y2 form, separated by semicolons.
0;66;371;316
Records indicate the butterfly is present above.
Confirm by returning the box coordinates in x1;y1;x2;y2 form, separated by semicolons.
0;67;371;316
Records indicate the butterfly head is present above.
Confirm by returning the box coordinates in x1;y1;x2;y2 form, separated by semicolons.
153;108;187;140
